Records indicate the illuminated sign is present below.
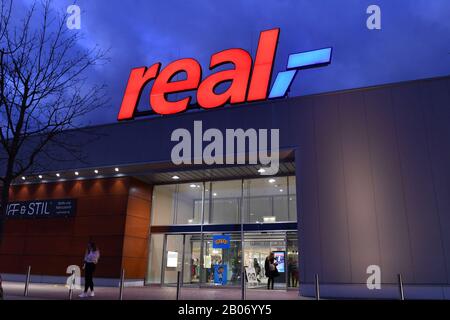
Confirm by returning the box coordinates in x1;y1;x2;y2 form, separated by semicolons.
273;251;285;273
6;199;77;219
212;235;231;249
167;251;178;268
118;28;332;119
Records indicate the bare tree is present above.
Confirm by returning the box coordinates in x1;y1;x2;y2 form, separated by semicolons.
0;0;108;241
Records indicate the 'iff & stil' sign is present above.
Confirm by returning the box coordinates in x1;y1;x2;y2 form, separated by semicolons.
6;199;77;219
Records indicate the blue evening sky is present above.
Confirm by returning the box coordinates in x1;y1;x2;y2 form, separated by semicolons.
15;0;450;125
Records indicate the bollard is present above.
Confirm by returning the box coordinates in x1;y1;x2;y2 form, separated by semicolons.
0;274;3;300
241;271;246;300
315;274;320;300
176;271;181;300
119;269;125;300
24;265;31;297
68;270;75;300
398;273;405;300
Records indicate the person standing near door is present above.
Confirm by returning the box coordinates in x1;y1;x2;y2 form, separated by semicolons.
264;252;278;290
79;241;100;298
253;258;262;283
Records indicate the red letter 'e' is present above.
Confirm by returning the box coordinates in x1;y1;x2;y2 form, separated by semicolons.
197;49;252;109
117;63;161;121
150;58;201;115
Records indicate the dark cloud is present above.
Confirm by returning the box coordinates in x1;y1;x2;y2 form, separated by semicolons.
16;0;450;124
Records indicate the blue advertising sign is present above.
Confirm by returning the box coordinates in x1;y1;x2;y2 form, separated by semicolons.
212;235;231;249
214;264;227;285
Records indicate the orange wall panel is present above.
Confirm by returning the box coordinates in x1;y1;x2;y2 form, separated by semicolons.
124;215;150;239
121;180;152;279
122;257;148;279
0;177;153;279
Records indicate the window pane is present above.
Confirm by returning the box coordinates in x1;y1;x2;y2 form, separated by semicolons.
147;233;164;284
248;197;271;223
152;185;176;225
288;176;297;222
273;195;289;221
175;183;204;224
208;180;242;224
245;177;289;223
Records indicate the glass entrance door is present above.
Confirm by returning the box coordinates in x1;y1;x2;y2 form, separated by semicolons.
243;232;292;290
162;234;183;285
200;233;242;287
287;232;299;288
183;234;201;285
151;231;298;289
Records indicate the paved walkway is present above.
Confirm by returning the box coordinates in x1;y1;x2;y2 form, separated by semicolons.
2;281;309;300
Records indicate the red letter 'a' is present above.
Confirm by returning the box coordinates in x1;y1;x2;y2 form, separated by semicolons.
247;28;279;101
117;63;161;121
197;48;252;109
150;58;201;115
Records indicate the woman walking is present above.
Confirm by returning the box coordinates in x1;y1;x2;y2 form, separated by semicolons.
79;241;100;298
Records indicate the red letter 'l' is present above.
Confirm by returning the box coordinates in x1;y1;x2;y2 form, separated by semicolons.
246;28;279;102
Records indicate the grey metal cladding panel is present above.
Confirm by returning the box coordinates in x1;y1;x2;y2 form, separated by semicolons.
392;83;447;283
363;88;414;283
313;93;352;283
421;78;450;283
338;91;381;283
293;96;322;283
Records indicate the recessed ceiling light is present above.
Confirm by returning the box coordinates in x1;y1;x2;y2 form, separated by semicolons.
94;170;99;174
56;173;60;177
172;175;180;180
38;175;43;179
213;193;217;197
74;171;79;176
114;167;119;172
21;176;26;180
190;184;196;188
279;189;283;192
268;178;276;183
257;168;266;174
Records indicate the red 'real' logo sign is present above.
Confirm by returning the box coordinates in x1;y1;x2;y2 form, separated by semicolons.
118;28;332;120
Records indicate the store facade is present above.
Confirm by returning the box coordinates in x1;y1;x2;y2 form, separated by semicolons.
1;74;450;299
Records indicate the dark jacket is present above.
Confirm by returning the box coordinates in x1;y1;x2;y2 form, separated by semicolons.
264;257;275;277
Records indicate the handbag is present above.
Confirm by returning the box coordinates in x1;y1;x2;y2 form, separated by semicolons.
273;265;280;277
